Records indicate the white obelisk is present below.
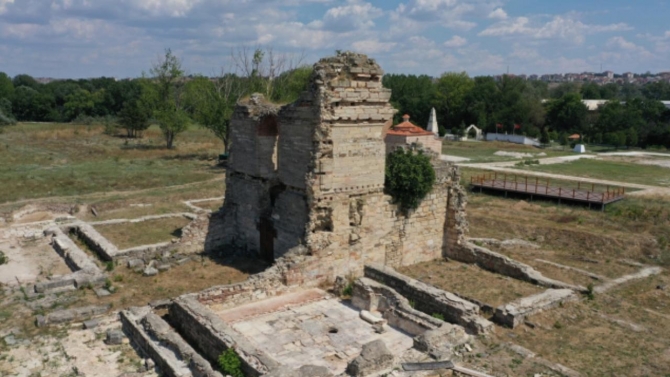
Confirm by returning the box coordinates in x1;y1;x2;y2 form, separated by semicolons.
427;108;439;137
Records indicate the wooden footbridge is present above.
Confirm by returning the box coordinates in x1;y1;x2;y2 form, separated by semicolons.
470;172;626;210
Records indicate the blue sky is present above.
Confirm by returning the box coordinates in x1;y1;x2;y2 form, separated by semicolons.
0;0;668;78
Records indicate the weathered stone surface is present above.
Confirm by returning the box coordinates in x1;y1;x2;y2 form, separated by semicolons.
94;288;111;297
264;365;334;377
494;289;578;328
170;297;280;376
156;263;171;272
127;258;145;269
352;277;443;337
34;278;76;294
346;339;395;377
83;319;100;329
450;242;586;292
143;266;158;276
198;51;470;282
37;304;112;327
364;264;493;334
74;223;119;261
413;323;470;358
106;329;124;345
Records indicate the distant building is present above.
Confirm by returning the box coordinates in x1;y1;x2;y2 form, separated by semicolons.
384;114;442;155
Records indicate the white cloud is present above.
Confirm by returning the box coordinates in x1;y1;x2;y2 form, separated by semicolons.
444;35;466;47
605;36;654;59
479;15;632;44
487;8;507;20
391;0;479;30
0;0;14;14
351;39;396;54
606;36;638;50
315;1;382;32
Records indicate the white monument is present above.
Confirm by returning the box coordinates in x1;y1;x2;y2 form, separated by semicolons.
427;107;439;137
573;144;586;153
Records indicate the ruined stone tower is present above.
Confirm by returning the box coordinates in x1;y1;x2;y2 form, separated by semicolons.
220;52;468;280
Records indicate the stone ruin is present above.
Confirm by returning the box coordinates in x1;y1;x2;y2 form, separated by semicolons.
215;51;469;280
54;52;590;377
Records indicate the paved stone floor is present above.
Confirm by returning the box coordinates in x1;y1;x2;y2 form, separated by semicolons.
225;290;414;374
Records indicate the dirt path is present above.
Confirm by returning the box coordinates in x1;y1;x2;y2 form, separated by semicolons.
0;177;222;209
458;159;670;196
594;266;663;293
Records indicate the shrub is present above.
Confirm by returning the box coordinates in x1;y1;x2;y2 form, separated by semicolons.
342;283;353;297
586;283;595;300
105;261;115;272
0;251;7;265
431;313;445;321
385;148;436;211
218;348;244;377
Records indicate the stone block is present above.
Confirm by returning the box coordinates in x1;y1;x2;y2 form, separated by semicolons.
127;258;145;269
83;319;100;329
494;289;578;328
143;267;158;276
346;339;395;377
106;329;124;345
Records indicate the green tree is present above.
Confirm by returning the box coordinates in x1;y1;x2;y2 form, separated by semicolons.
540;127;550;144
11;86;56;121
580;83;601;99
184;76;237;151
383;74;436;127
0;72;14;99
12;74;39;90
146;48;190;149
545;93;588;134
63;88;97;120
118;100;150;138
385;148;436;211
434;72;474;131
625;127;638;147
549;82;579;99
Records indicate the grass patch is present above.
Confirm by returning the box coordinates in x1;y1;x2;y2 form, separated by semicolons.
0;123;223;203
442;140;571;162
94;216;192;249
514;158;670;187
398;259;544;307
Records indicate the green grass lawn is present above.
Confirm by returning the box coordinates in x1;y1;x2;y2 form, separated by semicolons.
0;123;224;203
442;140;572;162
514;158;670;187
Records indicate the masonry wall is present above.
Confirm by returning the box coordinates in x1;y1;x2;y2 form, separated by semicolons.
214;52;470;279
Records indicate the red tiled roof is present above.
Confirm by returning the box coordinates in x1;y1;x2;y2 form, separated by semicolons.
386;115;434;137
568;134;581;139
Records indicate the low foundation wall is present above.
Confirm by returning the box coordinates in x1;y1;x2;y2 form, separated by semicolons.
194;268;289;307
169;297;280;377
364;264;493;334
71;223;119;261
121;306;222;377
352;277;442;336
449;243;586;292
494;289;578;328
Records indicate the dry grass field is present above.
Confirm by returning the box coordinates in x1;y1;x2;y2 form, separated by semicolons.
94;216;192;249
0;123;223;204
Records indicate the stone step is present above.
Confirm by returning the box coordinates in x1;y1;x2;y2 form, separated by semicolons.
120;306;222;377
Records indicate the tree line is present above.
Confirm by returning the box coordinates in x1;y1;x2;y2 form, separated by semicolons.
383;73;670;149
3;52;670;150
0;48;312;149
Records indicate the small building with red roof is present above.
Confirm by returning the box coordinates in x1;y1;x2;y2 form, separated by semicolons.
384;114;442;155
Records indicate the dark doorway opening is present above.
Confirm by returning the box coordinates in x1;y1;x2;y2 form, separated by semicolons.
259;217;276;264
